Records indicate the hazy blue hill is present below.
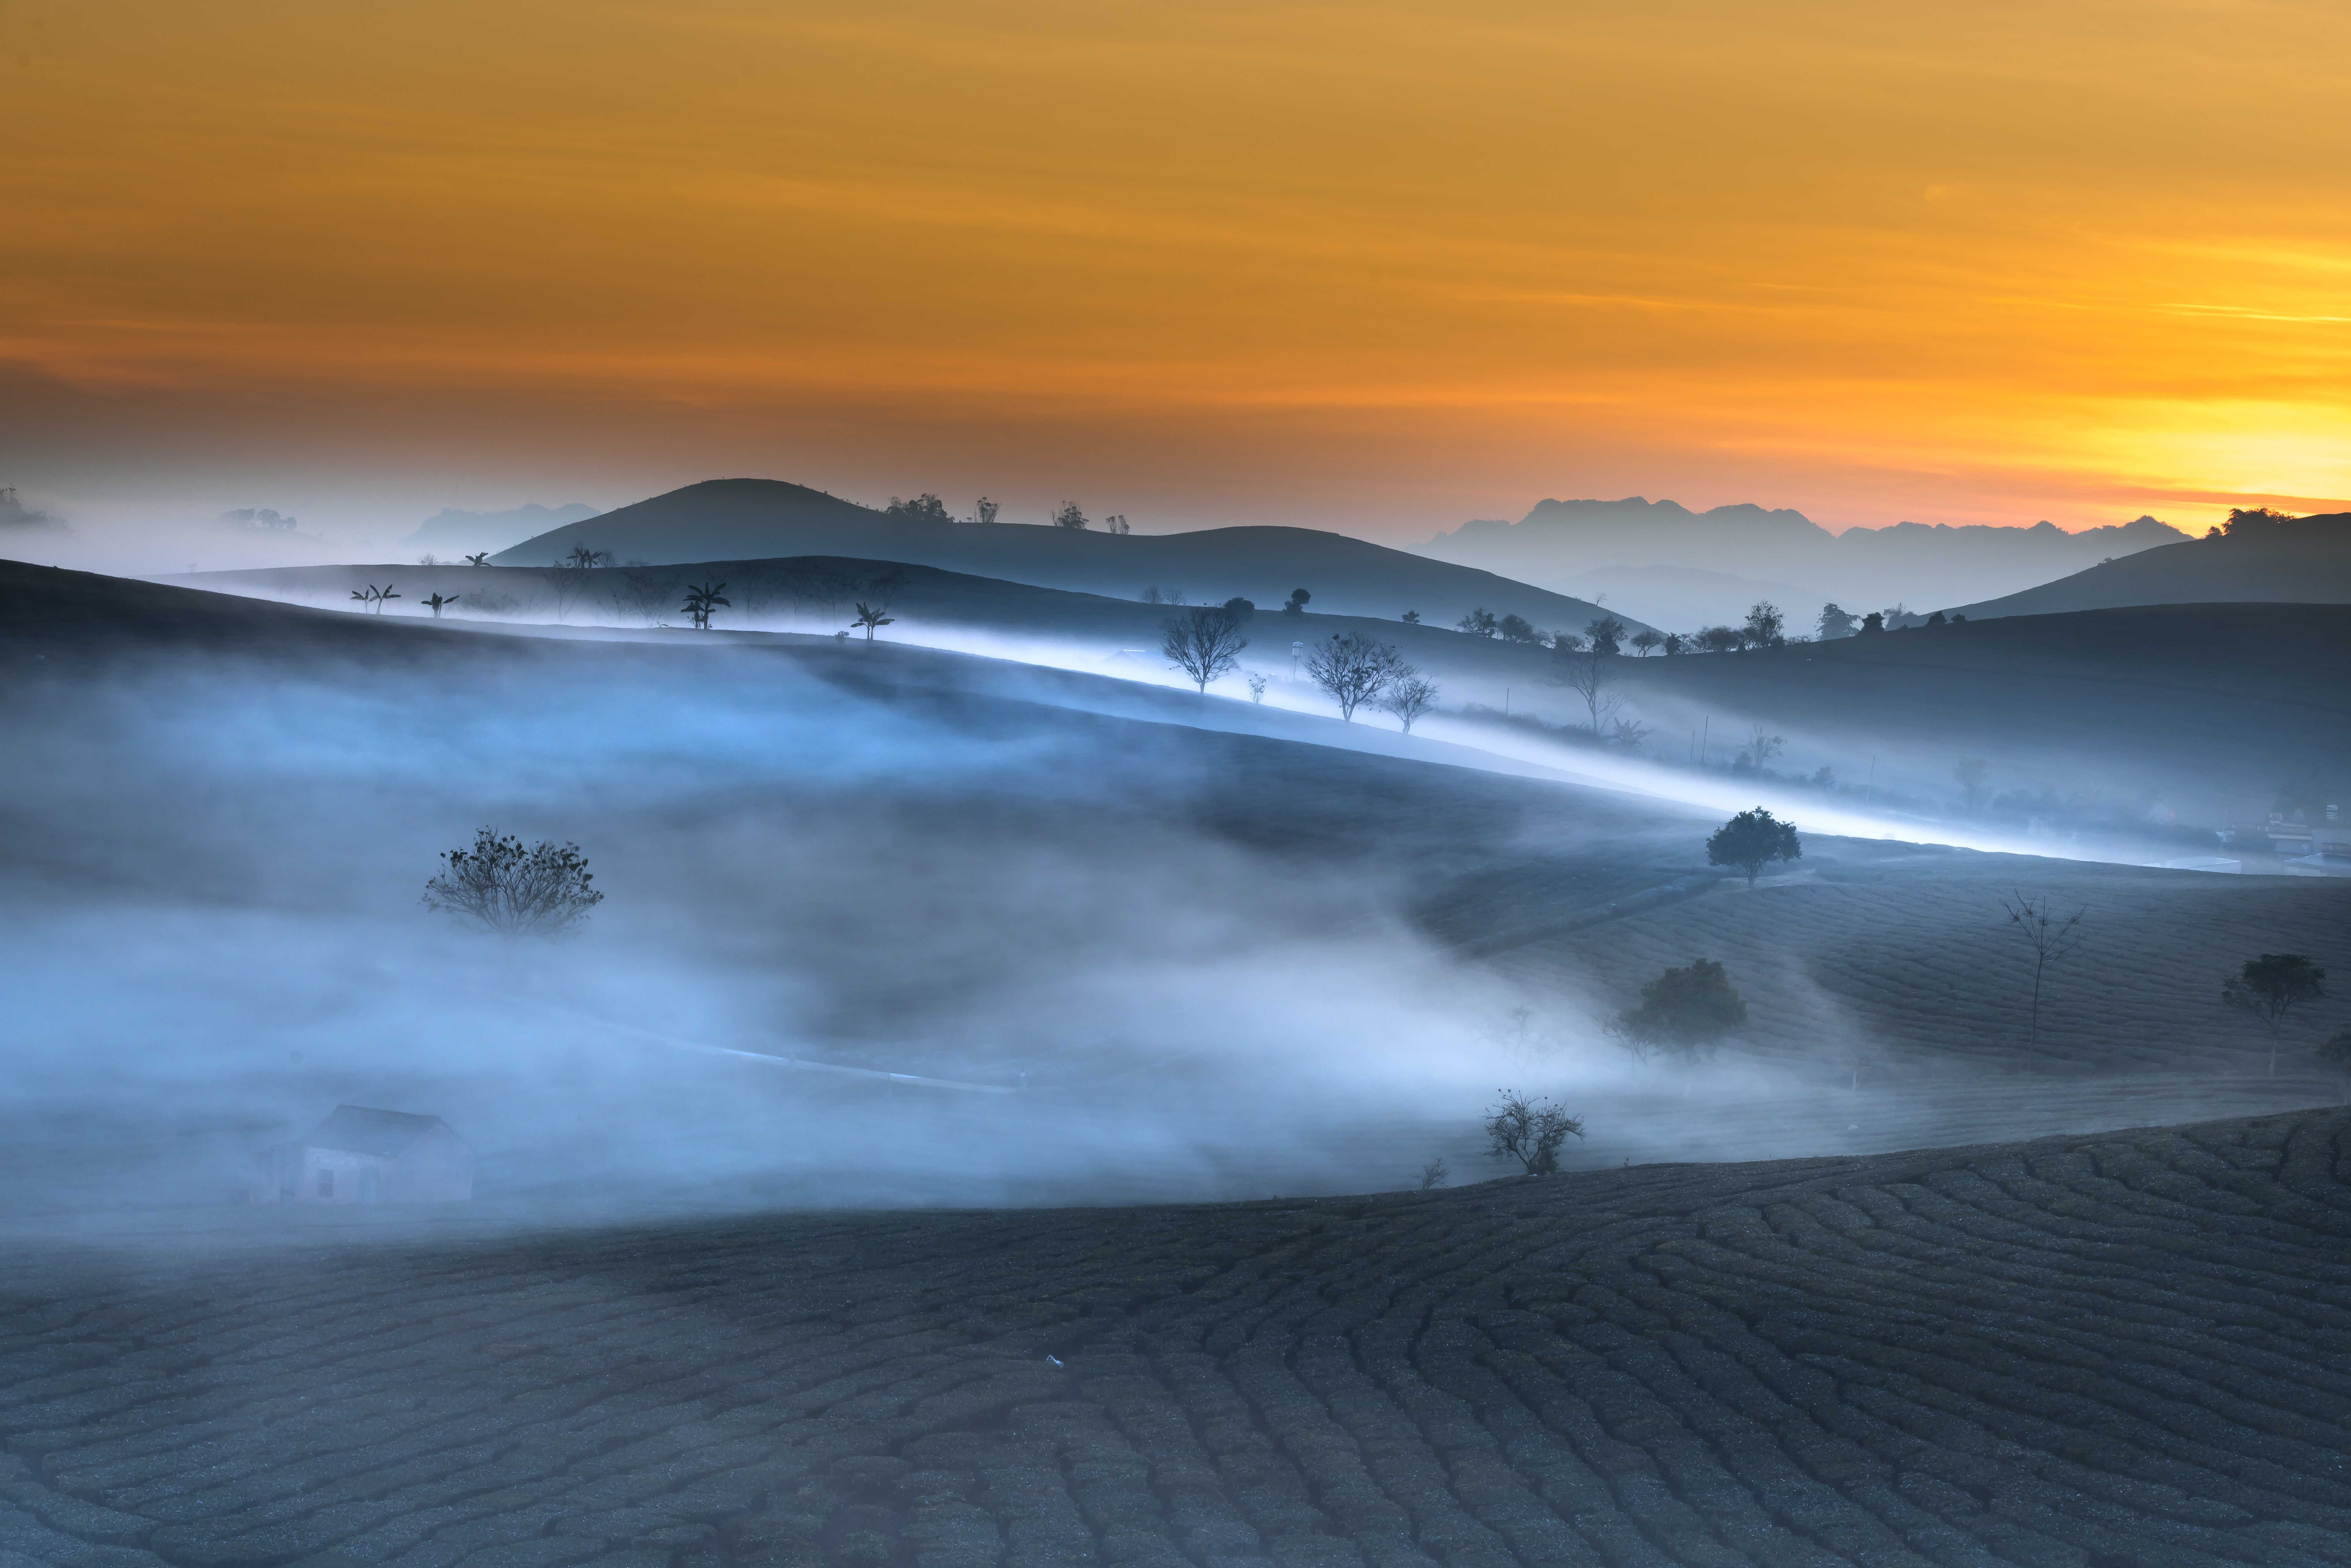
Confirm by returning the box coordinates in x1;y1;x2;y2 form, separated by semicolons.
1420;496;2188;613
487;477;1641;633
403;501;599;555
1947;510;2351;618
1556;562;1834;631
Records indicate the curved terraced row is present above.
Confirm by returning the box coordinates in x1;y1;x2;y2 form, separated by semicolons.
5;1109;2350;1568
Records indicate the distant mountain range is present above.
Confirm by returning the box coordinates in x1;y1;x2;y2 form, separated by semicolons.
1417;497;2190;622
1950;510;2351;619
404;502;599;555
488;478;1646;636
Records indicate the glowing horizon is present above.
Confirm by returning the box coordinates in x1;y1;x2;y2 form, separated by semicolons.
3;0;2346;541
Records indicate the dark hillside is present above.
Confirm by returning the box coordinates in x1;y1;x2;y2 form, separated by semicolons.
9;1109;2351;1567
1951;509;2351;618
483;477;1641;632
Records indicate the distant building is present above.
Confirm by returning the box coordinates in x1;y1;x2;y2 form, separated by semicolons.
2284;808;2351;878
251;1105;475;1204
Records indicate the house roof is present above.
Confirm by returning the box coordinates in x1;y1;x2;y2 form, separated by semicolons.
305;1105;454;1157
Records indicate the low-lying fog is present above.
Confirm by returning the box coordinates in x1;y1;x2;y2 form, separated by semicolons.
8;609;2313;1241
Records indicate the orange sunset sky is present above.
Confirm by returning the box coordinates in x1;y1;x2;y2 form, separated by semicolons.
3;0;2347;542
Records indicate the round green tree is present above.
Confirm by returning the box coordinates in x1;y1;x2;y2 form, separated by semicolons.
1708;807;1801;887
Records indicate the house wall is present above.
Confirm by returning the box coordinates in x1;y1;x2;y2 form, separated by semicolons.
248;1123;475;1203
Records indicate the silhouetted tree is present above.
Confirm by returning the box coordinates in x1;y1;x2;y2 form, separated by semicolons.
1860;611;1884;633
1245;671;1268;703
1630;629;1662;656
1484;1091;1583;1174
1660;631;1685;655
1304;631;1401;720
1554;651;1618;734
1816;603;1857;639
349;583;399;614
564;545;614;569
1707;807;1800;886
1456;606;1498;637
422;592;455;618
680;580;730;629
1696;625;1742;654
1953;758;1991;810
1222;596;1255;622
1051;502;1088;530
2224;506;2294;534
463;552;491;566
975;497;999;525
1999;891;2084;1053
1103;514;1130;535
422;828;604;940
1418;1156;1451;1190
1497;613;1543;645
1401;610;1420;624
850;600;894;640
1162;605;1250;693
1612;958;1747;1054
1550;630;1583;654
1608;716;1650;752
1380;674;1439;734
2224;954;2327;1076
885;493;952;521
2319;1031;2351;1104
1743;601;1785;647
1282;588;1311;616
1732;727;1783;773
1141;586;1163;604
1584;615;1627;655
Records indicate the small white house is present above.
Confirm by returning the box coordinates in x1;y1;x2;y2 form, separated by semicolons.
251;1105;475;1204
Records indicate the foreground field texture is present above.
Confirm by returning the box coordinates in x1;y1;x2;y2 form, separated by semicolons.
8;1109;2351;1568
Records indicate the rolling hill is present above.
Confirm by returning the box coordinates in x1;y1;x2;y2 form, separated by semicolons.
1948;509;2351;618
485;478;1642;633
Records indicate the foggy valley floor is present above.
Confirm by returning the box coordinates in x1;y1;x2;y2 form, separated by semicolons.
5;562;2351;1565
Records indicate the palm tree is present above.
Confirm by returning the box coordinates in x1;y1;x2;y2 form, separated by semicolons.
463;553;491;567
851;601;895;640
423;591;455;618
680;580;730;629
349;584;399;614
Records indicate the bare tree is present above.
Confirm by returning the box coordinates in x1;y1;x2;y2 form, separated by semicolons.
1245;671;1268;704
1999;891;2084;1052
422;828;604;940
1418;1156;1451;1190
1304;631;1402;721
1162;605;1250;692
2223;954;2326;1076
1554;651;1617;734
1483;1091;1584;1174
1734;727;1784;773
1380;674;1439;734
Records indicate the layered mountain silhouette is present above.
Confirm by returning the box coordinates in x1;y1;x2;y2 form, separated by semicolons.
1949;509;2351;618
403;502;599;556
1419;497;2190;621
490;478;1640;633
